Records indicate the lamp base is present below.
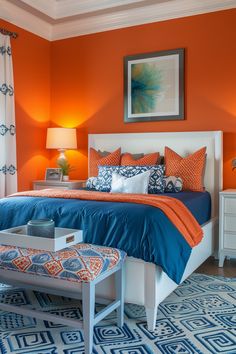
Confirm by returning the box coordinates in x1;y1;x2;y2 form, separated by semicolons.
58;149;66;161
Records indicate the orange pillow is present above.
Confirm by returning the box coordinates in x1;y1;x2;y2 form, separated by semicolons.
89;148;121;176
165;146;206;191
121;152;159;166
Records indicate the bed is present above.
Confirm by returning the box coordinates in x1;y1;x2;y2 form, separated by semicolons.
0;131;222;331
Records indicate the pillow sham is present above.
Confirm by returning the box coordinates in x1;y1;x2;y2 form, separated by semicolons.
111;170;151;194
165;146;206;191
86;177;98;190
96;165;164;193
97;150;110;157
121;152;159;166
123;153;144;160
99;150;144;160
89;147;121;177
163;176;183;193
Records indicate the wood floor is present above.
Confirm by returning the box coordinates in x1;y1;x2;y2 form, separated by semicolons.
197;257;236;277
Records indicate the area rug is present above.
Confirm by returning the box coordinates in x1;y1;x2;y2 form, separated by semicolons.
0;273;235;354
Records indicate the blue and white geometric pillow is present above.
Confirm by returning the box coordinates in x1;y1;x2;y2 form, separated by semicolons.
163;176;183;193
96;165;165;194
95;166;120;192
86;177;98;190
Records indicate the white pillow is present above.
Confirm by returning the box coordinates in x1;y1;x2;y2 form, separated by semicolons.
110;170;151;194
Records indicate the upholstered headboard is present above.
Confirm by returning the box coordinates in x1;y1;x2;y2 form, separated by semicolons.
89;131;223;217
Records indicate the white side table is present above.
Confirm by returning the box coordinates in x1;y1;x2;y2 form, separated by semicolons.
33;180;86;190
219;189;236;267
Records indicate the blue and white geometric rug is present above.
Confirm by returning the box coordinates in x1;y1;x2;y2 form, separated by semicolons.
0;273;235;354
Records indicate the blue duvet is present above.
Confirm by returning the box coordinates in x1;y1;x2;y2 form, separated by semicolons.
0;192;211;284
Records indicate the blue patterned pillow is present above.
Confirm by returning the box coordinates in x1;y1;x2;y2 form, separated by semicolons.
163;176;183;193
86;177;98;190
96;165;164;193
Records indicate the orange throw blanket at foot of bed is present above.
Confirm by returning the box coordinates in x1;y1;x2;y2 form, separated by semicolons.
9;190;203;248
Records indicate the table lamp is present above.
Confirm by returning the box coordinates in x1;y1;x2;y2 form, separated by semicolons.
46;127;77;162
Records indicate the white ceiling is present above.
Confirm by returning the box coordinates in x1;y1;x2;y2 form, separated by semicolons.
1;0;236;41
19;0;159;20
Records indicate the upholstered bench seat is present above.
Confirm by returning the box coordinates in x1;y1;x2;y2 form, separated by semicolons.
0;243;126;283
0;243;126;354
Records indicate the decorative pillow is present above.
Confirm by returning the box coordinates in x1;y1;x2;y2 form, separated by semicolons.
121;152;159;166
111;170;151;194
100;151;145;160
163;176;183;193
98;150;110;157
165;146;206;191
86;177;98;190
96;165;164;194
123;152;144;160
89;148;121;177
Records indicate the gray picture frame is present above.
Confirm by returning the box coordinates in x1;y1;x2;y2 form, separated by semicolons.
45;168;62;181
124;48;184;123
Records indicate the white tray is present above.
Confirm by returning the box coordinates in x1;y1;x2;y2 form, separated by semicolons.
0;226;83;252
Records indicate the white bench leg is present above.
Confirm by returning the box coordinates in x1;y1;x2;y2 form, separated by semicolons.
83;282;95;354
115;266;125;327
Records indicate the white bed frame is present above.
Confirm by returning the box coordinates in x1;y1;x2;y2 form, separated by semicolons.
88;131;223;330
0;131;222;331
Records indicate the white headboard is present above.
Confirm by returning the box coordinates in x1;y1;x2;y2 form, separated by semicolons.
89;131;223;217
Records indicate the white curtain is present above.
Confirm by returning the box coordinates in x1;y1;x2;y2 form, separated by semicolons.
0;34;17;197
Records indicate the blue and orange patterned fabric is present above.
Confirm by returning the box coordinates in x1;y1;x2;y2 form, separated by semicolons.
0;243;126;283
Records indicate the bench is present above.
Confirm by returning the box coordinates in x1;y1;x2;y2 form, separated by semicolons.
0;243;126;354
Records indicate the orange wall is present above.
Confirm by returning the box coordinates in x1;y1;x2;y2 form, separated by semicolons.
2;10;236;190
51;9;236;188
0;20;50;191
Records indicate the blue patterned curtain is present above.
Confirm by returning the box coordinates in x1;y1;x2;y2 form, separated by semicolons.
0;34;17;197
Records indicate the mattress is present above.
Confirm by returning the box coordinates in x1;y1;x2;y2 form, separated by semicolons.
0;191;211;284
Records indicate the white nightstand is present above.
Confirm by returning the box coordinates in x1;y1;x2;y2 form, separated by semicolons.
33;180;86;190
219;189;236;267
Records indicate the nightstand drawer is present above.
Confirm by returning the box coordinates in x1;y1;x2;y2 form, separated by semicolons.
224;197;236;213
224;233;236;249
33;180;86;190
224;215;236;232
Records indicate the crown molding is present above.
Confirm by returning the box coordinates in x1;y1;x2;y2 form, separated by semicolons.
52;0;236;40
19;0;145;19
0;0;52;40
20;0;56;18
1;0;236;41
55;0;145;19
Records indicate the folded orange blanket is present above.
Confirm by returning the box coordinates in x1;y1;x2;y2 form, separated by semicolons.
9;189;203;247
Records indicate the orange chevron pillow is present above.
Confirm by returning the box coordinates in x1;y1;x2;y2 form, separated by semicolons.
89;148;121;177
121;152;159;166
165;146;206;191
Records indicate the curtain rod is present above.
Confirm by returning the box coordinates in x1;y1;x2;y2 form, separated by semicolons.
0;28;18;39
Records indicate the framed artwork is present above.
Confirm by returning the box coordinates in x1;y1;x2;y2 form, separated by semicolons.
124;48;184;122
45;168;62;181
